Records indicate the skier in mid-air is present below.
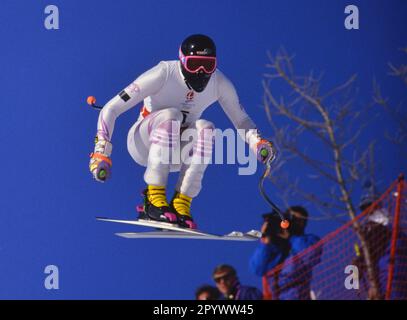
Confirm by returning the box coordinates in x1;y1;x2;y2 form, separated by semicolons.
89;34;276;229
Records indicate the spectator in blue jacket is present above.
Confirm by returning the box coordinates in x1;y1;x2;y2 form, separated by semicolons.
250;206;322;300
212;264;263;300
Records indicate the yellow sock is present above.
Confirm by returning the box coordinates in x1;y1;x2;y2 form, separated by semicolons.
147;185;169;207
172;192;192;217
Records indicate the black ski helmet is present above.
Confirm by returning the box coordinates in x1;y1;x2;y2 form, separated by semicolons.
179;34;216;92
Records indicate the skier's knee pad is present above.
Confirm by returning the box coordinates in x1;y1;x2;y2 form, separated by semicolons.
195;119;215;132
151;109;183;140
150;110;181;142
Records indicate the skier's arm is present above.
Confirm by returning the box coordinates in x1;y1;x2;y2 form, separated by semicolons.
96;61;168;143
90;61;167;182
217;71;276;163
217;71;260;151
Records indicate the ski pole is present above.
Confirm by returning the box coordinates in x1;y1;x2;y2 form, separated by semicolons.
258;155;290;229
86;95;103;110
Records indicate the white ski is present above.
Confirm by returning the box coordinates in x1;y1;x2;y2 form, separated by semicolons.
97;217;261;241
116;231;261;241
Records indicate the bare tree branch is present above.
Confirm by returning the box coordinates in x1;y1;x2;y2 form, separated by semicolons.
262;49;382;298
321;74;358;100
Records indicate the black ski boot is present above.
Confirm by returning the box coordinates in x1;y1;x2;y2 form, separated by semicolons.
170;192;197;229
136;187;177;223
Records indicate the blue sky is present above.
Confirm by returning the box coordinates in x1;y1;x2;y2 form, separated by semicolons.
0;0;406;299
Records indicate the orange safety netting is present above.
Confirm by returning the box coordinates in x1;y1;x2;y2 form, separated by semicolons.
262;175;407;300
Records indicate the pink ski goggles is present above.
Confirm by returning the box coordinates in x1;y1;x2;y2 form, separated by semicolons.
179;49;217;74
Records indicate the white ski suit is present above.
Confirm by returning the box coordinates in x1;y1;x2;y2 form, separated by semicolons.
96;60;261;197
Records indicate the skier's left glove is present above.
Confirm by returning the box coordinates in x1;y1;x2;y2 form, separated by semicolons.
89;138;112;183
256;139;277;165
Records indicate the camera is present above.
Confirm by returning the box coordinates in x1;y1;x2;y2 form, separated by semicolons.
262;210;288;237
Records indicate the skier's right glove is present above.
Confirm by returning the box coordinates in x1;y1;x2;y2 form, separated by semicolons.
89;138;112;183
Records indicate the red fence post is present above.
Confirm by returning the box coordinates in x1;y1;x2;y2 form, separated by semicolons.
385;174;405;300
